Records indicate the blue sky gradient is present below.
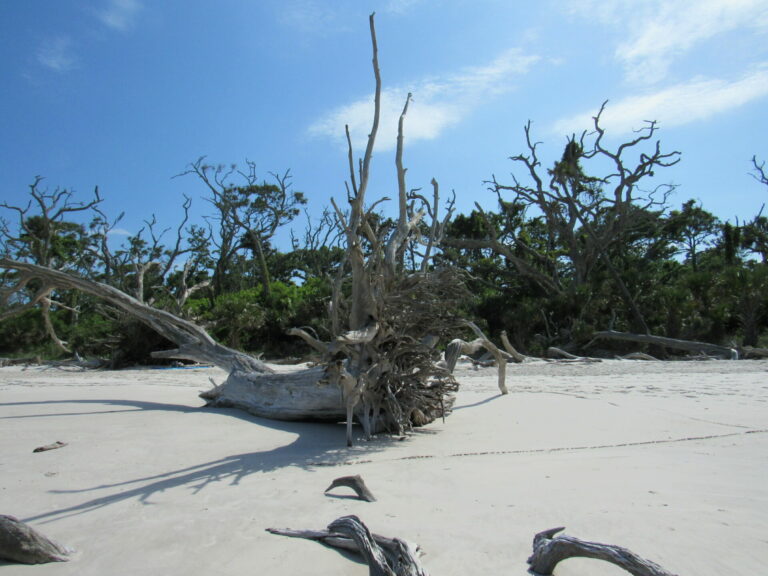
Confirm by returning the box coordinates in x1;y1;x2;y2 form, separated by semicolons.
2;1;767;249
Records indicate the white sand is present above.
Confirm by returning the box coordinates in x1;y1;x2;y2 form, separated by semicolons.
1;359;767;575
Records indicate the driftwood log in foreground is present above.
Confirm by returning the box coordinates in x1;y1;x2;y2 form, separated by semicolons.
528;527;677;576
0;515;70;564
325;475;376;502
271;517;681;576
268;515;428;576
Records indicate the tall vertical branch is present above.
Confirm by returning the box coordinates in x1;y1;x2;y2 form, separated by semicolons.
343;12;383;331
385;92;416;278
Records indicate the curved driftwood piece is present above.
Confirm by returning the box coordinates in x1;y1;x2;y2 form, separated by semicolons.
499;330;528;363
445;321;508;394
325;475;376;502
528;527;678;576
268;515;428;576
0;258;271;374
0;515;70;564
593;329;737;359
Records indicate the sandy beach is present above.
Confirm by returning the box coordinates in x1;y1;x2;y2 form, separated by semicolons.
1;359;767;575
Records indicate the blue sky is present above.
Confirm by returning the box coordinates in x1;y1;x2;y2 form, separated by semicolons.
2;0;767;250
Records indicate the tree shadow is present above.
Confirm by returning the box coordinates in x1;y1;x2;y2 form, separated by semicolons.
2;398;396;525
452;393;504;410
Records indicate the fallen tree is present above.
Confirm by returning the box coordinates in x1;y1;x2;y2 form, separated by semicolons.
591;329;738;359
0;14;469;445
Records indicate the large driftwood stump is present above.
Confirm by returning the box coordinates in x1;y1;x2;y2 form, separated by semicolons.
0;515;70;564
528;527;677;576
268;515;428;576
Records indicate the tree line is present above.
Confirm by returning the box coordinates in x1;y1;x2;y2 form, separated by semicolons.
2;108;767;365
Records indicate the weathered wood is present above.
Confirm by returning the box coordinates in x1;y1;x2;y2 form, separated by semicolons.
0;258;272;374
325;475;377;502
33;441;67;453
201;367;345;422
546;347;602;362
268;515;428;576
528;527;678;576
499;330;528;363
618;352;659;361
593;329;737;358
0;515;70;564
445;321;508;394
741;345;768;359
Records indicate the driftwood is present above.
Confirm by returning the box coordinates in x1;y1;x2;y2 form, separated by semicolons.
270;518;680;576
445;321;508;394
741;345;768;359
0;15;465;447
0;515;70;564
325;475;376;502
268;515;428;576
528;527;677;576
592;330;737;359
546;347;602;362
32;440;67;453
0;258;271;374
618;352;659;361
499;330;529;362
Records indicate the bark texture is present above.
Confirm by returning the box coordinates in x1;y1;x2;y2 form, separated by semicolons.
528;527;678;576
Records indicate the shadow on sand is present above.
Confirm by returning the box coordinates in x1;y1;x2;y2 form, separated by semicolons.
1;398;397;525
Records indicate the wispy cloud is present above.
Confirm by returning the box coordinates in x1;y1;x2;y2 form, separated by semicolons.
309;48;540;151
551;67;768;137
97;0;142;32
107;227;132;237
36;36;77;73
569;0;768;84
278;0;340;34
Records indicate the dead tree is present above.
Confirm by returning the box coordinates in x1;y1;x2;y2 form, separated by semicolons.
0;13;466;442
0;178;103;352
445;104;680;335
591;329;737;358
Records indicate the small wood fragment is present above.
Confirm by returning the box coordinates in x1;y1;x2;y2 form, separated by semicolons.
0;515;70;564
528;526;677;576
325;474;377;502
33;441;67;453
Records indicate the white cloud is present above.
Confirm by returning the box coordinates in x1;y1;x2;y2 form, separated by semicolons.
97;0;142;31
309;48;539;151
569;0;768;84
36;36;77;73
551;67;768;136
107;228;132;237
